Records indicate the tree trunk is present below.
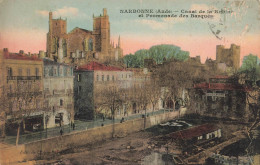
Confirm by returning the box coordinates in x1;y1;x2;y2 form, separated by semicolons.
144;108;147;129
112;116;115;138
16;123;21;146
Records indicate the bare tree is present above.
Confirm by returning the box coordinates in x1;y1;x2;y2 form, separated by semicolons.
95;85;123;137
2;79;43;145
146;81;161;115
153;59;216;113
134;85;149;129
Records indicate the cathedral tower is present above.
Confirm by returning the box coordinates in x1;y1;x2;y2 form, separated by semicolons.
93;8;110;58
47;12;67;58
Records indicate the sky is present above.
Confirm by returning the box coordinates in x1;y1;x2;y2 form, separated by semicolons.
0;0;259;63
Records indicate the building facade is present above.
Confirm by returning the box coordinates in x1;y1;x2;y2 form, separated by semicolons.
74;62;133;119
43;59;74;128
0;49;45;134
193;76;249;119
46;8;123;66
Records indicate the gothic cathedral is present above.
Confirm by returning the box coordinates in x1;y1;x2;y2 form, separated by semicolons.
46;8;123;66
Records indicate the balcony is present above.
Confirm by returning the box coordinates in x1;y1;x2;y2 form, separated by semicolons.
7;91;43;97
7;76;41;81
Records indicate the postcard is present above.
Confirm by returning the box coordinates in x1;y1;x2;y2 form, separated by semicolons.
0;0;259;164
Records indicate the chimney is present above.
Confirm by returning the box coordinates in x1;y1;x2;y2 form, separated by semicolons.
3;48;9;57
103;8;107;16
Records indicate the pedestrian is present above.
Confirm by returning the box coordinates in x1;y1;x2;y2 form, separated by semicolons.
60;128;63;136
102;115;105;121
71;121;73;128
73;123;75;130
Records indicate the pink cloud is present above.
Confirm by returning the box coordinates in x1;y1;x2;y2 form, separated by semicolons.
0;29;46;54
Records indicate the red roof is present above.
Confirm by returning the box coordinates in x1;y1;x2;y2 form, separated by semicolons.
213;75;229;79
170;124;218;140
4;52;42;61
77;62;124;71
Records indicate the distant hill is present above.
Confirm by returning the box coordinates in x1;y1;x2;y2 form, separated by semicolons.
123;44;190;68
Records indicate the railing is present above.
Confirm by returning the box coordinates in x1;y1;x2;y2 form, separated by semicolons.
3;109;171;145
7;76;41;81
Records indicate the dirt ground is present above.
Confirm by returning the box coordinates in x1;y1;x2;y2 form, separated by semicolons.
34;130;170;165
32;120;245;165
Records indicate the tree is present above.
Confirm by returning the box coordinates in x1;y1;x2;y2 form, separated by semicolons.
123;44;190;68
240;54;260;72
146;81;161;114
95;85;123;136
1;79;43;145
134;85;149;129
233;69;260;158
153;58;215;113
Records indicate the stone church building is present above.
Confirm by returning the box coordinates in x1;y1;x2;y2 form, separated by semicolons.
46;8;123;66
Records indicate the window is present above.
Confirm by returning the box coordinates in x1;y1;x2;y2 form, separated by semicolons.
96;75;99;81
88;38;93;51
224;106;228;111
102;75;104;81
36;99;40;109
9;84;12;93
55;113;63;125
18;68;22;76
35;68;39;76
77;86;82;94
60;99;63;106
7;67;12;77
49;67;53;76
64;67;67;76
77;74;82;82
53;68;57;76
59;66;63;76
27;68;30;76
112;75;115;81
125;74;127;78
107;75;109;81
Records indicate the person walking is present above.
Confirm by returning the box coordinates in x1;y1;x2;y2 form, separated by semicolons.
72;123;75;130
60;128;63;135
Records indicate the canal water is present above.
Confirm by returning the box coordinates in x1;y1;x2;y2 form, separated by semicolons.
141;152;175;165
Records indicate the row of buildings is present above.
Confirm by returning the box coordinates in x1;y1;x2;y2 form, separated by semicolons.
0;48;152;136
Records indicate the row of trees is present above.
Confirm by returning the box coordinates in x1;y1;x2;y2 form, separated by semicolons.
123;44;190;68
94;57;217;134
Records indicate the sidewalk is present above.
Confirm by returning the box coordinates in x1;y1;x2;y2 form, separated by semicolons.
2;109;174;145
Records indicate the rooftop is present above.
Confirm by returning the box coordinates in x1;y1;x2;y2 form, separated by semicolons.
3;52;42;61
194;82;248;91
170;124;218;140
77;61;124;71
43;58;71;66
